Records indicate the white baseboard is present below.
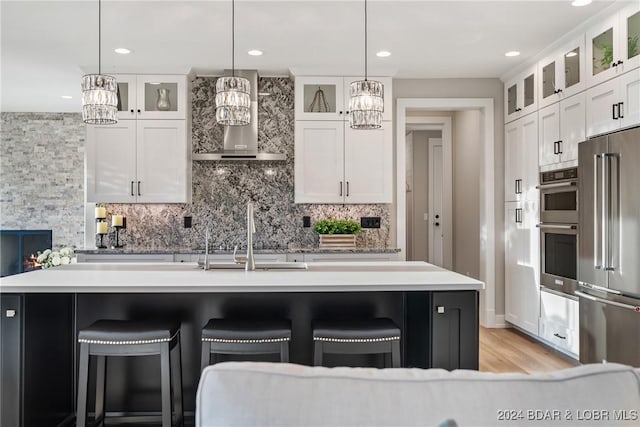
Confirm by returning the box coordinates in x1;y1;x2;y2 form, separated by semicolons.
480;310;508;328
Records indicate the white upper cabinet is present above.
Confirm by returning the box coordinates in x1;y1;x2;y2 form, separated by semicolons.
586;68;640;137
115;74;188;120
295;76;392;122
539;93;585;170
294;122;392;204
538;37;586;109
504;65;537;123
586;3;640;87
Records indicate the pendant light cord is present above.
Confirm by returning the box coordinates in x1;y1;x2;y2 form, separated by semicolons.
98;0;102;75
364;0;368;81
232;0;235;77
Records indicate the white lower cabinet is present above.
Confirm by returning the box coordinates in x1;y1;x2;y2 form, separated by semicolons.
539;290;579;358
295;252;396;263
505;200;540;336
76;254;174;263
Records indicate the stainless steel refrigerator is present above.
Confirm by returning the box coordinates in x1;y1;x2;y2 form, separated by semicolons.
578;126;640;366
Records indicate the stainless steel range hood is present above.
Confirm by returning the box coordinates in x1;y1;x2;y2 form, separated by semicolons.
193;70;285;161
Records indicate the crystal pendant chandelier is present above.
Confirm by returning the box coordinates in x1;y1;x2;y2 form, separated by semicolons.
81;0;118;125
349;0;383;130
215;0;250;126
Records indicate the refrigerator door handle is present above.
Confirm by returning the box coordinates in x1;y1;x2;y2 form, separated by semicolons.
575;291;639;312
594;154;603;270
604;153;618;271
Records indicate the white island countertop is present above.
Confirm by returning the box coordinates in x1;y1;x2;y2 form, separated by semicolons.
0;261;484;293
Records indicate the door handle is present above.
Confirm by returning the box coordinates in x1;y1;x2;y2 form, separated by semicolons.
574;291;639;312
557;140;562;154
130;181;135;196
618;102;624;119
553;333;567;340
612;103;618;120
137;181;141;196
339;181;343;197
346;181;350;197
515;208;523;224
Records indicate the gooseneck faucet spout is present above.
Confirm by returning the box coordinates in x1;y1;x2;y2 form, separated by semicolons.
246;202;256;271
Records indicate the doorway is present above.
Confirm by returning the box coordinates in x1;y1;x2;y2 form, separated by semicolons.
396;98;497;328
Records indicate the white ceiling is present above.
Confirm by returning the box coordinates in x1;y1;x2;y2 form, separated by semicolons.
1;0;619;112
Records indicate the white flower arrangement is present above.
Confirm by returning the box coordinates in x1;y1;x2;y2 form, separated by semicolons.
36;246;76;269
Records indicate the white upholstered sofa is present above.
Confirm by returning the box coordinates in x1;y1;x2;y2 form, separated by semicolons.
196;362;640;426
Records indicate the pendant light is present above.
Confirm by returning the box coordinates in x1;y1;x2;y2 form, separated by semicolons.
215;0;250;126
81;0;118;125
349;0;384;129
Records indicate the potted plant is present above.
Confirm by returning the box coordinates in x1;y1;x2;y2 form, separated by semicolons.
313;219;362;248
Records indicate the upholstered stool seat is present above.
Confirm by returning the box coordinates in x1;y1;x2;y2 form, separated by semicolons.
201;318;291;370
312;317;401;368
76;319;183;427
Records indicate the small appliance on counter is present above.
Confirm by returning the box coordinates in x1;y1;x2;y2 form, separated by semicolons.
577;126;640;367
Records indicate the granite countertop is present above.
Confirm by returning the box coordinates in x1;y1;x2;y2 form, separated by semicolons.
0;261;484;293
76;247;402;255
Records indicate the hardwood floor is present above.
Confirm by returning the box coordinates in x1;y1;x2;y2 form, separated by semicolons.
479;326;578;373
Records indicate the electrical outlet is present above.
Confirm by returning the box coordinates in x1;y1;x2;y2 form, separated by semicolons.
303;216;311;227
361;217;381;228
184;216;192;228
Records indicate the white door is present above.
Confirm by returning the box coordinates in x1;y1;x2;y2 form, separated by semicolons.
504;121;521;202
428;139;444;267
559;92;586;163
619;68;640;130
136;120;189;203
86;121;137;203
294;121;344;203
344;125;392;203
520;113;539;202
586;78;619;137
538;103;560;168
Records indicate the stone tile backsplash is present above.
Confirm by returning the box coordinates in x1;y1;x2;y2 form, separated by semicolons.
2;77;391;251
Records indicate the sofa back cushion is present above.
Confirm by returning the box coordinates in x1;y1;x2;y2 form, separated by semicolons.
196;362;640;426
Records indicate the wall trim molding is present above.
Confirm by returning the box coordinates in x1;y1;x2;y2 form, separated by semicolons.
396;98;497;329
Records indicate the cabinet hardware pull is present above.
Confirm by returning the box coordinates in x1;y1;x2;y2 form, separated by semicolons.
558;140;562;154
130;109;134;113
612;104;618;120
553;333;567;340
339;111;343;115
617;60;623;65
612;62;618;67
515;208;523;223
618;102;624;119
137;181;141;196
137;109;141;113
345;110;350;115
130;181;134;196
339;181;343;197
553;141;558;155
6;309;16;318
346;181;350;197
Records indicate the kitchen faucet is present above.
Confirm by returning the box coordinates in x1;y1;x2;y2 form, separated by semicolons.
245;202;256;271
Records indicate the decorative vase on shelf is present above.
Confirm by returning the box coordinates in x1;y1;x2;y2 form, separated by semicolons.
156;88;171;111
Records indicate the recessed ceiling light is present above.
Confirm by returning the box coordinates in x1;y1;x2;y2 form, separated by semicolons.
565;51;578;57
505;51;521;57
571;0;592;7
114;48;131;55
376;51;391;58
61;95;73;99
248;50;263;56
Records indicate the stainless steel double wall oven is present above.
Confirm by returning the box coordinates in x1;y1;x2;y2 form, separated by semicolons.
537;167;579;297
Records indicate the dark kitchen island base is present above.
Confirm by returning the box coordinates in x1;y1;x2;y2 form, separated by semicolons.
2;290;478;426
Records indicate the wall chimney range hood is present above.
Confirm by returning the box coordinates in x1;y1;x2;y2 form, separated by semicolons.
193;70;285;161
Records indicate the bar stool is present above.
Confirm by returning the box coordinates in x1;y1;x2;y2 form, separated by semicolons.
76;319;183;427
312;318;401;368
201;318;291;370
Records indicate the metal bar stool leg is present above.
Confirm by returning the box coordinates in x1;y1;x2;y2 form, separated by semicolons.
76;343;90;427
313;341;323;366
391;340;401;368
201;341;210;372
94;355;106;426
280;341;289;363
173;335;184;427
160;342;173;427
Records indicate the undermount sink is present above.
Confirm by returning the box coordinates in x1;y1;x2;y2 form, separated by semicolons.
198;261;308;270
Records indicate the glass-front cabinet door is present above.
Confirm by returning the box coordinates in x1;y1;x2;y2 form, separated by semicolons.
295;77;345;120
587;4;640;87
114;75;137;120
504;65;537;122
136;75;187;120
538;37;585;109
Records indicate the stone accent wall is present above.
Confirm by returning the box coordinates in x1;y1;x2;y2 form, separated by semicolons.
0;113;85;248
1;78;392;252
